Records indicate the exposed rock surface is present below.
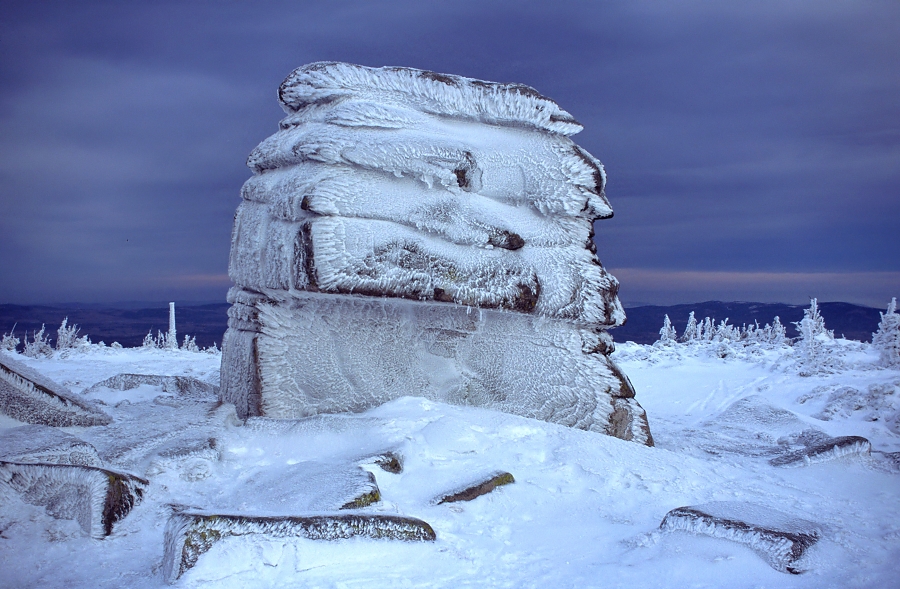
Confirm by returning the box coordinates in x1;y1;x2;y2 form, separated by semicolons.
220;62;650;444
0;460;147;538
660;502;821;574
0;352;110;426
436;471;514;504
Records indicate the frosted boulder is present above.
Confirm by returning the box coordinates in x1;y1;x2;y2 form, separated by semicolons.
660;502;821;574
0;352;110;426
221;62;651;444
84;373;219;400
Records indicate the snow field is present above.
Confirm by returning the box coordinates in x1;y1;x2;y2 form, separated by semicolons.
0;341;897;588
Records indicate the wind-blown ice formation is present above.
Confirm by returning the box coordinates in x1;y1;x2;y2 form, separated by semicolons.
221;62;650;444
0;425;102;467
0;352;110;426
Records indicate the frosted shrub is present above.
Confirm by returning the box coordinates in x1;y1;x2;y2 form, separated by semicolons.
872;298;900;367
1;326;20;352
23;325;54;358
55;318;80;351
182;335;199;353
142;330;158;349
203;341;219;354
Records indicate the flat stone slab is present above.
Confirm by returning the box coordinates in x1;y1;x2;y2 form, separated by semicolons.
84;373;219;399
436;471;514;504
163;510;436;583
0;460;148;538
0;352;110;426
769;435;871;467
660;502;821;574
0;424;102;467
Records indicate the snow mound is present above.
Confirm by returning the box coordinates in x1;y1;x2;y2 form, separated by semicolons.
0;352;110;426
0;461;147;538
0;424;102;467
221;62;646;443
660;502;822;574
84;373;219;399
162;511;436;583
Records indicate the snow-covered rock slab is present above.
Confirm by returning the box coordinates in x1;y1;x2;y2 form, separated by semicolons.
660;502;822;574
0;352;110;426
206;461;382;513
162;510;436;583
769;435;871;467
0;460;147;538
220;62;649;444
435;471;514;504
0;424;102;467
84;373;219;399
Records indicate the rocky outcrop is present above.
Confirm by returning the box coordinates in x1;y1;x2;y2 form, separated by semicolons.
220;62;650;444
0;425;102;467
84;373;219;399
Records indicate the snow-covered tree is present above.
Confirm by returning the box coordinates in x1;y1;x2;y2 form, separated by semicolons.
793;298;838;375
657;314;677;345
702;317;715;342
768;316;787;346
142;330;158;349
681;312;698;343
23;325;53;358
872;297;900;367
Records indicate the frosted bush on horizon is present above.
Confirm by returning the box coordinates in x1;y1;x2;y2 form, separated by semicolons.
23;325;53;358
873;298;900;368
1;326;20;352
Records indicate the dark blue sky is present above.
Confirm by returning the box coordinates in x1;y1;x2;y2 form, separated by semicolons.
1;1;897;307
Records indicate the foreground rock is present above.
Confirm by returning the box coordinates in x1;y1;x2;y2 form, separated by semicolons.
436;471;514;504
163;511;436;583
0;461;147;538
0;352;110;426
221;62;650;444
660;502;821;574
0;425;102;467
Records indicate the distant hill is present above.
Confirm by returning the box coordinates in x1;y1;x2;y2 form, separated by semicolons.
611;301;884;344
0;303;230;349
0;300;885;350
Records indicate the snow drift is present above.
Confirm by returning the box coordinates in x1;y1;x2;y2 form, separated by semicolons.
220;62;649;443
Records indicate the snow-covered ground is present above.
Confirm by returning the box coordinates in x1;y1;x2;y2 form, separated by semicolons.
1;339;898;588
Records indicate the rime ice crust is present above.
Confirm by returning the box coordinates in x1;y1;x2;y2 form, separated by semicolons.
221;62;649;444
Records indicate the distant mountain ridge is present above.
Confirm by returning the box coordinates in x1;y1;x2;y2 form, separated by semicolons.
612;301;884;344
0;300;885;350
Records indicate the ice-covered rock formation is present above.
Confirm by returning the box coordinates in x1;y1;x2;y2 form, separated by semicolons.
0;352;110;426
221;62;651;444
0;425;102;467
660;502;822;574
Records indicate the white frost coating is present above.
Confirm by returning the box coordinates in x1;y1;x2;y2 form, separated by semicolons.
0;461;147;538
660;502;821;574
0;425;102;467
242;163;592;247
222;62;643;441
247;119;611;219
249;294;648;443
277;61;583;135
0;352;110;426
